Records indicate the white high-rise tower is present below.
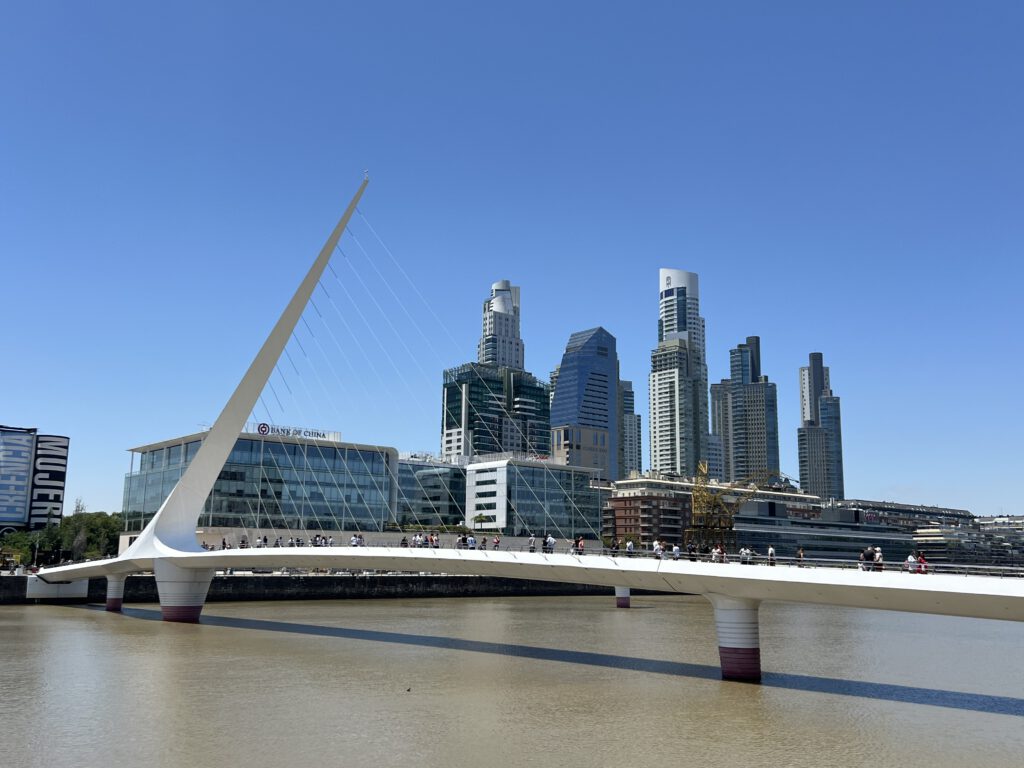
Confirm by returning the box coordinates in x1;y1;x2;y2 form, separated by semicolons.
477;280;525;370
649;269;709;477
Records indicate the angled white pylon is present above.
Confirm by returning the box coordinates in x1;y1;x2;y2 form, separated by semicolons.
123;178;369;558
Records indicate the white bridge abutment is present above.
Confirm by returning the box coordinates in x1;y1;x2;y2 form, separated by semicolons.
154;561;215;622
705;593;762;683
615;586;631;608
105;574;127;612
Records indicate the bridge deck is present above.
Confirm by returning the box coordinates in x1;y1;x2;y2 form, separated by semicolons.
38;548;1024;623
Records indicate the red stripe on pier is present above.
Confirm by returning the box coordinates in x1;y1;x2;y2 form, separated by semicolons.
161;605;204;623
719;647;761;683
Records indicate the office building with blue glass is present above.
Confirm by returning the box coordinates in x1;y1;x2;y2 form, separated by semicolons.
549;327;620;480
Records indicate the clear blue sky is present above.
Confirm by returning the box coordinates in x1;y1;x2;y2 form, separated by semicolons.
3;2;1022;517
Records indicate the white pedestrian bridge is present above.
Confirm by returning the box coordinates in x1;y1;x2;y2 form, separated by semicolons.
32;179;1024;682
34;546;1024;681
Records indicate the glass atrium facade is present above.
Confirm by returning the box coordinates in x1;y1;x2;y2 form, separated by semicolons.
396;457;466;529
466;459;606;539
122;432;398;533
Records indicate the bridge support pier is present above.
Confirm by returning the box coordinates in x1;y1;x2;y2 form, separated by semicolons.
154;561;214;623
105;574;126;612
615;586;631;608
706;594;762;683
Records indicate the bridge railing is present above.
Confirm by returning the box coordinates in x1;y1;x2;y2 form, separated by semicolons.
37;538;1024;579
367;540;1024;578
582;548;1024;578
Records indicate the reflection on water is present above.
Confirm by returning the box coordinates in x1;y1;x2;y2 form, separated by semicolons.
1;595;1022;768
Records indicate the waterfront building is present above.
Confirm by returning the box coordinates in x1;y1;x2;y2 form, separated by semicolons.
603;472;916;558
122;427;398;533
464;456;604;539
649;269;709;478
549;327;620;480
396;454;466;530
619;380;642;478
966;517;1024;565
978;515;1024;532
797;352;845;500
733;500;913;560
441;280;550;461
603;472;821;547
710;336;780;482
911;525;1007;565
602;474;692;547
836;498;973;531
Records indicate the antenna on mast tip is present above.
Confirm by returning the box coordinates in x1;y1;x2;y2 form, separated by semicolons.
362;169;370;180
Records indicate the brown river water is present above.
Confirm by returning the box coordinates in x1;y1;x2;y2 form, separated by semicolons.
1;595;1022;768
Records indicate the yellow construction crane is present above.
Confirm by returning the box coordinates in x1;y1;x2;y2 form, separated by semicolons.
687;461;733;549
686;463;773;550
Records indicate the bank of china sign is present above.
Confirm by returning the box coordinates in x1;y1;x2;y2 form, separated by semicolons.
244;422;342;442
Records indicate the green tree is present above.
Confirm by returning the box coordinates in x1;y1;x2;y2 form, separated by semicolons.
0;530;35;566
0;508;123;566
58;511;123;560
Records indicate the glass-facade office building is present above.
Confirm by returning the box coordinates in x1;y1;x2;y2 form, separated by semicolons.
440;363;550;460
122;431;398;533
465;458;605;539
549;327;620;480
396;456;466;529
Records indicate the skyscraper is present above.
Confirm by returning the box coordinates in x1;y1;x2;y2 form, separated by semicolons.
619;380;642;478
477;280;524;370
711;336;780;481
549;327;619;480
797;352;845;501
441;364;550;460
649;268;708;477
441;280;549;461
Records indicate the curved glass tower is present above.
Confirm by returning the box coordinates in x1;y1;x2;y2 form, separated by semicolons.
549;327;620;480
